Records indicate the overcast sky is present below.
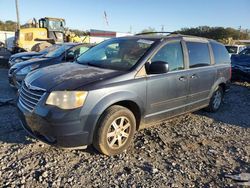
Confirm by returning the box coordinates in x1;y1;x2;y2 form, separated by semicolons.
0;0;249;33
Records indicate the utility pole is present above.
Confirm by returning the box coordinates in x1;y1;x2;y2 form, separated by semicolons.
161;25;165;32
15;0;20;30
129;25;132;33
238;26;241;39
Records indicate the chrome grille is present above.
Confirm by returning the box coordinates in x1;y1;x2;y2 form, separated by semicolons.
19;82;45;112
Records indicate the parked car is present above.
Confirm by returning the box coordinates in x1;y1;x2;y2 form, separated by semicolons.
9;43;92;88
0;47;11;67
225;45;246;57
17;34;231;155
231;47;250;82
8;44;61;68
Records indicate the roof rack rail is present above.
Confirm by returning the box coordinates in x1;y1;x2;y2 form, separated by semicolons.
135;31;179;36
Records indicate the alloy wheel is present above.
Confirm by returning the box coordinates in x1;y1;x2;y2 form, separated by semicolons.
107;116;131;149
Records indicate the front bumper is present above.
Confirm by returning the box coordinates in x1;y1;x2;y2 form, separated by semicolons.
17;100;90;148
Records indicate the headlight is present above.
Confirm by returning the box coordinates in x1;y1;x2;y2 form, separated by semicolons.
46;91;88;109
16;64;39;75
14;58;23;63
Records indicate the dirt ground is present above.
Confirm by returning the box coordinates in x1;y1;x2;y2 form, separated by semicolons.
0;67;249;187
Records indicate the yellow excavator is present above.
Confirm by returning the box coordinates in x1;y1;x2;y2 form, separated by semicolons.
13;17;89;53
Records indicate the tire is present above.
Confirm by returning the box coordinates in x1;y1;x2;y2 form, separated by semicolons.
206;87;224;112
31;42;52;52
93;105;136;156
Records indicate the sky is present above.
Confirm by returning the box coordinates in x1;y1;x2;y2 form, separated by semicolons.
0;0;249;33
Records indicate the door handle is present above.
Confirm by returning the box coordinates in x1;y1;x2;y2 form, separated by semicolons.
190;74;198;79
179;76;187;81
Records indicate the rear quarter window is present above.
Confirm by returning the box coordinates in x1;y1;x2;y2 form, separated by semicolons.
186;42;211;68
211;42;230;64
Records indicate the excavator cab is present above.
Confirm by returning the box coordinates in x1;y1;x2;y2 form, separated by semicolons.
13;17;66;53
38;17;65;43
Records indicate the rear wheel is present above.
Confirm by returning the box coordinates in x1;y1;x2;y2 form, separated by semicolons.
93;105;136;156
31;42;52;52
206;87;223;112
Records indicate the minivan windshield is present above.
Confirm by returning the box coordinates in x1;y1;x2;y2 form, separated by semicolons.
76;38;155;71
45;44;73;58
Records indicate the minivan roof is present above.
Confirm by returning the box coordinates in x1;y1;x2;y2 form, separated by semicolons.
118;34;216;43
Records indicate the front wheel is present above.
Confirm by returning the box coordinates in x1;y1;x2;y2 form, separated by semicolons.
206;87;224;112
93;105;136;156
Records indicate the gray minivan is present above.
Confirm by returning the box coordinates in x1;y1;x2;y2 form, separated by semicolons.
17;34;231;155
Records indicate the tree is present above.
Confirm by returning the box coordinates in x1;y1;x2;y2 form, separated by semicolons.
0;20;17;31
140;27;156;34
176;26;250;42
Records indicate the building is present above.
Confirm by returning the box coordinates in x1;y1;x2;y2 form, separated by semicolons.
0;31;15;50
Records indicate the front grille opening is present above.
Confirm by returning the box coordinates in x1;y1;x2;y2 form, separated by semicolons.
19;82;45;112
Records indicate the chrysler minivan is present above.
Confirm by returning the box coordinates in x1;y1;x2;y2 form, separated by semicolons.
17;34;231;155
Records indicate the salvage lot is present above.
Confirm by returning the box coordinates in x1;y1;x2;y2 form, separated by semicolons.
0;66;249;187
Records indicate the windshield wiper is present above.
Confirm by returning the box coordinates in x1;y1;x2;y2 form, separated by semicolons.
85;62;102;68
75;60;102;68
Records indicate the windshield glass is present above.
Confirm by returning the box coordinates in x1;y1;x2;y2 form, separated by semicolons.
45;44;73;58
40;44;62;54
225;46;238;54
48;20;64;31
77;38;155;71
239;48;250;56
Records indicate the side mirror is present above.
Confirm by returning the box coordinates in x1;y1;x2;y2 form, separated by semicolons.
66;53;75;62
148;61;169;74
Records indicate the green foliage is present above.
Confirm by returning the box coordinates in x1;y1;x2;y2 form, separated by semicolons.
140;27;156;34
177;26;250;40
69;29;89;36
0;20;17;31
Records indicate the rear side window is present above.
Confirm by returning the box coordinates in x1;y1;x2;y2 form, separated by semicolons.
211;42;230;64
186;42;211;68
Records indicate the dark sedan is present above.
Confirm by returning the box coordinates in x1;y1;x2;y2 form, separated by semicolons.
8;44;61;68
9;43;92;88
231;47;250;82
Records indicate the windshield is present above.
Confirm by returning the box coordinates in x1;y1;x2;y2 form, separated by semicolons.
48;20;64;31
225;46;238;54
77;38;155;71
239;48;250;56
40;44;62;54
45;45;73;58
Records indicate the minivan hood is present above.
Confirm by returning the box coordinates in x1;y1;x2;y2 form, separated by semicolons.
25;63;123;91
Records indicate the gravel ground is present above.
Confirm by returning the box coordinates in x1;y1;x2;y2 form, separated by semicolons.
0;68;249;187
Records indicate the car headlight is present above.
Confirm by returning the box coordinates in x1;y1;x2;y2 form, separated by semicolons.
14;58;23;63
46;91;88;109
16;64;39;75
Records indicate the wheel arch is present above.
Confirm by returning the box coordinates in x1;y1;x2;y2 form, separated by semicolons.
209;77;227;98
85;91;145;144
